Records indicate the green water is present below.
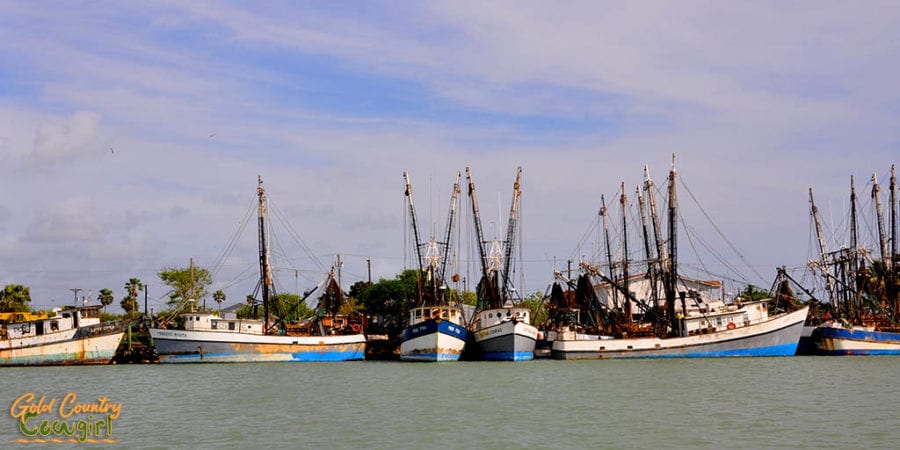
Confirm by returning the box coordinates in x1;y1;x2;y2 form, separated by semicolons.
1;358;897;449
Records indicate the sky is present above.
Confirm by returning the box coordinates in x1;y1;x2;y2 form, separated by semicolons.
1;1;898;313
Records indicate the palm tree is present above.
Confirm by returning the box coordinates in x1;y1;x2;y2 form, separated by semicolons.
122;278;143;318
97;288;114;313
213;290;226;313
125;278;144;301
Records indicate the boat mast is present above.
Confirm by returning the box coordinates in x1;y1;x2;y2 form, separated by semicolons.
501;167;522;301
873;173;888;265
891;165;897;269
466;167;497;309
850;176;860;319
403;172;426;274
257;176;274;332
439;171;462;286
403;171;430;306
600;195;618;309
665;157;678;329
644;166;668;310
890;165;898;320
809;188;834;301
620;182;631;322
637;184;658;312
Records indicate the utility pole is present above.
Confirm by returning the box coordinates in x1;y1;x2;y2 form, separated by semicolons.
367;258;372;283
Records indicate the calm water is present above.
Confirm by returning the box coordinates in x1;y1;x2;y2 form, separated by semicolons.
1;357;897;449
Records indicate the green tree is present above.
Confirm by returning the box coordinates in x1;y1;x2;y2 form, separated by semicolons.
348;280;373;301
97;288;115;313
120;295;139;318
269;292;314;322
738;284;769;301
158;265;212;310
236;295;257;319
521;290;548;328
355;269;421;340
0;284;31;312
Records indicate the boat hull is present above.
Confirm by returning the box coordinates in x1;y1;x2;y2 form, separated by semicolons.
552;307;807;359
0;326;125;366
400;319;467;362
149;328;366;363
813;326;900;355
472;320;538;361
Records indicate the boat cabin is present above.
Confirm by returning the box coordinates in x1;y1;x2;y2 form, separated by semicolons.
676;300;770;336
181;313;264;335
1;305;102;340
408;305;464;327
471;306;531;331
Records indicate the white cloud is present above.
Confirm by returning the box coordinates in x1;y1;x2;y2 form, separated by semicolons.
27;111;106;168
0;1;898;308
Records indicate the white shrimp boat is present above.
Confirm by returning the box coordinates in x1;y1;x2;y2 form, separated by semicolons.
1;305;126;366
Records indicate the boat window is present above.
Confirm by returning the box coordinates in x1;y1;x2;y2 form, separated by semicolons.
450;310;456;318
415;310;422;319
211;321;218;329
229;322;236;331
506;311;511;317
442;310;449;319
50;321;59;332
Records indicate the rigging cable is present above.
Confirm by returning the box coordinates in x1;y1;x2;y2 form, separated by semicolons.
678;177;767;285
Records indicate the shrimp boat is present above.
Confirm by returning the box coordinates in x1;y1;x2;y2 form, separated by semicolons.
805;166;900;355
1;305;126;366
551;160;806;359
399;172;468;361
465;167;537;361
149;177;366;363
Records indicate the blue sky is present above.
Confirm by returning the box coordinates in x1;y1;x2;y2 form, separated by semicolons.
1;1;898;312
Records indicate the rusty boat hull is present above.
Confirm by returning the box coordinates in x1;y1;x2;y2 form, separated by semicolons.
149;328;366;363
1;323;126;366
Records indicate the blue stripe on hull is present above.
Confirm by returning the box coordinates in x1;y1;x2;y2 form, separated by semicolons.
617;342;799;359
479;351;534;361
